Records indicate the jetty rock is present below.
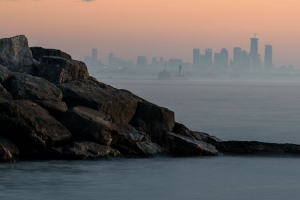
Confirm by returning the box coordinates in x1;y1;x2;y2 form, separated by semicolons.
1;35;300;162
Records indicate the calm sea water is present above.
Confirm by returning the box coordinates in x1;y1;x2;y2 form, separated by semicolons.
1;78;300;200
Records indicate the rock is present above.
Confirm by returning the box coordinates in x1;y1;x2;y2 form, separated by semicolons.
52;141;120;160
134;141;166;156
213;141;300;155
0;100;71;158
0;35;35;74
58;80;141;124
129;102;175;142
30;47;72;61
0;64;11;84
61;106;116;146
4;73;67;118
36;56;89;84
172;122;222;144
0;136;19;162
162;132;218;156
112;131;162;157
0;85;13;102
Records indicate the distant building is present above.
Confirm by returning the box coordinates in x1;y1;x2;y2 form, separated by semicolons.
168;59;183;69
137;56;147;68
108;53;114;66
152;57;159;67
232;47;251;71
193;48;200;68
264;44;273;71
204;48;213;67
92;48;97;62
249;36;261;69
214;48;228;69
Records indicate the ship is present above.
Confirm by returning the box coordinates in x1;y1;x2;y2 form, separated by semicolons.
158;63;187;80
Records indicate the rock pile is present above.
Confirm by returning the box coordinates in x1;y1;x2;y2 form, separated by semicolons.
1;35;300;162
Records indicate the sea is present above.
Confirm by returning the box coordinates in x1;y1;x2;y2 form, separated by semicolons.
1;78;300;200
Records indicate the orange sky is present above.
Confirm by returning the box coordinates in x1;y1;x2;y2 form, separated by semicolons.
0;0;299;67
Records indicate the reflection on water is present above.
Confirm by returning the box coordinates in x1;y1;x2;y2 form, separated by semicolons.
1;157;300;200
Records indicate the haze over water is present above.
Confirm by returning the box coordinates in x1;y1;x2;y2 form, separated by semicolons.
1;79;300;200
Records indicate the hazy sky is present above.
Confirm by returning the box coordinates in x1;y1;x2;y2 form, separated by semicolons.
1;0;299;67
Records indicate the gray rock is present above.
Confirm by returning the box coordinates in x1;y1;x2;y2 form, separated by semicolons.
162;132;218;156
213;141;300;155
30;47;72;61
0;64;11;84
0;100;71;158
58;80;141;124
134;141;166;156
0;85;13;102
36;56;89;84
0;35;35;74
0;136;19;162
53;141;120;160
4;73;67;118
61;106;116;146
129;102;175;142
172;122;222;143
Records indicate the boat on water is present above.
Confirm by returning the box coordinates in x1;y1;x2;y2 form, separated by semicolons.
158;64;188;80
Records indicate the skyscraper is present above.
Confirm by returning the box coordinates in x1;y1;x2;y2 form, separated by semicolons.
205;48;213;67
137;56;147;68
193;48;200;68
92;48;97;62
249;35;261;69
264;44;273;70
108;53;114;66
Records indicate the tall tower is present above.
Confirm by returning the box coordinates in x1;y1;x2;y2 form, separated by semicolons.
92;48;97;62
193;48;200;68
205;48;213;67
249;34;261;69
264;44;273;70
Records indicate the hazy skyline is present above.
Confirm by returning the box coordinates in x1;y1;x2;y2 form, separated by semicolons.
1;0;299;67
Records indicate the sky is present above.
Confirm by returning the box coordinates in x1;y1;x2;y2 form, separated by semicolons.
0;0;299;67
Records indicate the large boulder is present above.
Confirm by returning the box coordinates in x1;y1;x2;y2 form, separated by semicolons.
30;47;72;61
4;73;67;118
52;141;120;160
213;141;300;154
0;65;11;84
0;35;35;74
173;122;222;144
0;85;13;102
0;136;19;162
0;100;71;158
162;132;218;156
129;102;175;142
36;56;89;84
61;106;117;146
58;79;141;124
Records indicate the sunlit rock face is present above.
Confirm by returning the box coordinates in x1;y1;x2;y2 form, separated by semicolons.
0;35;35;74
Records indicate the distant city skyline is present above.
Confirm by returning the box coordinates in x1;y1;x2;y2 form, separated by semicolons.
1;0;299;67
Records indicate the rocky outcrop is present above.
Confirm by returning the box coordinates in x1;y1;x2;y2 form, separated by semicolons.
162;132;219;156
2;34;300;162
53;141;120;160
0;137;19;162
36;56;89;84
0;100;71;158
58;80;141;124
30;47;72;61
4;72;67;118
0;35;35;74
0;65;11;84
213;141;300;155
129;102;175;142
